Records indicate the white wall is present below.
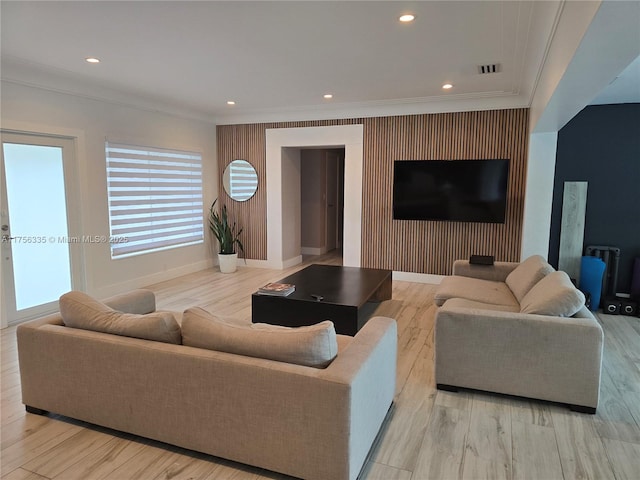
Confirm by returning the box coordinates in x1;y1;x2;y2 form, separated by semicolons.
521;132;558;260
524;1;640;264
531;1;640;133
1;82;217;300
281;148;301;264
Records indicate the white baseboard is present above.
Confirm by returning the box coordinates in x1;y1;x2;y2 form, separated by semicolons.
92;258;440;290
92;259;214;299
242;262;446;283
241;256;302;270
283;255;303;269
241;259;276;269
301;246;327;255
393;271;445;284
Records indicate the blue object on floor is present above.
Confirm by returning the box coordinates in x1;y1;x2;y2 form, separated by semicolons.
580;256;606;310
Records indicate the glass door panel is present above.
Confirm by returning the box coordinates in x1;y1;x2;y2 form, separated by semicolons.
1;134;74;324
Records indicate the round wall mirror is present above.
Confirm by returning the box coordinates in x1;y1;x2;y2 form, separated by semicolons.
223;159;258;201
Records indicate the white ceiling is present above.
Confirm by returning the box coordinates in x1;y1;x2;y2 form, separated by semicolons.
590;54;640;106
0;1;637;124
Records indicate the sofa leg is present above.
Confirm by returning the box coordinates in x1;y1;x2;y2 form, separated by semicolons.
569;404;596;414
436;384;459;392
25;405;48;415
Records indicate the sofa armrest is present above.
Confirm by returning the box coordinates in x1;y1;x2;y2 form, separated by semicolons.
435;305;603;409
323;316;397;383
321;316;397;479
14;290;156;332
452;260;519;282
103;289;156;314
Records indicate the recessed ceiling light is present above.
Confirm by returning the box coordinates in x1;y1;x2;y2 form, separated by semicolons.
442;83;453;90
399;14;415;23
323;94;333;99
227;101;236;105
85;57;100;64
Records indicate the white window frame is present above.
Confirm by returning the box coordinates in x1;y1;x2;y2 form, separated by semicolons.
105;141;204;258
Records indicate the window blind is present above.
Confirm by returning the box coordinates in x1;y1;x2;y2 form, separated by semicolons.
105;142;204;258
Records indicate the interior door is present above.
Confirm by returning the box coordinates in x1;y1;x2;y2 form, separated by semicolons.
1;132;77;326
325;151;338;252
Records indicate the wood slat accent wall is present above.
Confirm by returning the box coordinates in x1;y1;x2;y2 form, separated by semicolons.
217;109;529;274
216;119;361;261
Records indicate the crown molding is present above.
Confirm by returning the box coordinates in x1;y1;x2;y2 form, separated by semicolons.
2;55;531;127
1;56;217;125
213;93;530;125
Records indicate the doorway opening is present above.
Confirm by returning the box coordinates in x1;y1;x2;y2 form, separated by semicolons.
265;124;363;269
300;148;345;265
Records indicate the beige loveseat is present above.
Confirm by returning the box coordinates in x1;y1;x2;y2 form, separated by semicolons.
17;290;397;480
434;255;603;413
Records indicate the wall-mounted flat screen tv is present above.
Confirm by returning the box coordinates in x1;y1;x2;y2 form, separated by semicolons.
392;159;509;223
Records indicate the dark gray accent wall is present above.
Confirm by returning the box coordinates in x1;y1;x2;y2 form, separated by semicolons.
549;103;640;293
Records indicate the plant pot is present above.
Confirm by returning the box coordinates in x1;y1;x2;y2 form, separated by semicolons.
218;252;238;273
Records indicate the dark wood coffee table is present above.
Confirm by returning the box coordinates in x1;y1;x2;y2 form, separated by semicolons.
251;264;392;336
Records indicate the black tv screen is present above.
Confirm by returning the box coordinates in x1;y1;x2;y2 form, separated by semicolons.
392;159;509;223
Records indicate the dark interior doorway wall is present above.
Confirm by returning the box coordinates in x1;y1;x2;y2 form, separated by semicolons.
549;103;640;293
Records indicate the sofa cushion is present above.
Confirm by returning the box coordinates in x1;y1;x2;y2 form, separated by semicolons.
505;255;555;302
435;276;519;308
182;307;338;368
59;291;181;344
520;271;586;317
442;297;520;313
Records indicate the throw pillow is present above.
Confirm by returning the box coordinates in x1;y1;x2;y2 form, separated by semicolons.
520;271;586;317
59;291;181;344
181;307;338;368
505;255;555;303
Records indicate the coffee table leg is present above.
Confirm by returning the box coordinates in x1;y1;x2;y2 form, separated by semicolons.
371;275;392;301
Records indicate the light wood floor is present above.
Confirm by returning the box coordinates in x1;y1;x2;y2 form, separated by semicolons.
2;252;640;480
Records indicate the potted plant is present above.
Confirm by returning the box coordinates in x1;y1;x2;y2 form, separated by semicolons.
208;199;244;273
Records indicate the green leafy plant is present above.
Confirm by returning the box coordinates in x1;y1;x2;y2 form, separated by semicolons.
208;199;244;256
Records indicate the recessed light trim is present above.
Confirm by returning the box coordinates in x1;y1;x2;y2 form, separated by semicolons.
442;83;453;90
227;101;236;105
85;57;100;64
323;94;333;99
399;14;415;23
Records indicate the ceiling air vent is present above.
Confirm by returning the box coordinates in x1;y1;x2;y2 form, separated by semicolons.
478;63;501;74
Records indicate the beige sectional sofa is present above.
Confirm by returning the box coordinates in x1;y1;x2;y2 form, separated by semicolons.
17;290;397;480
434;255;603;413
